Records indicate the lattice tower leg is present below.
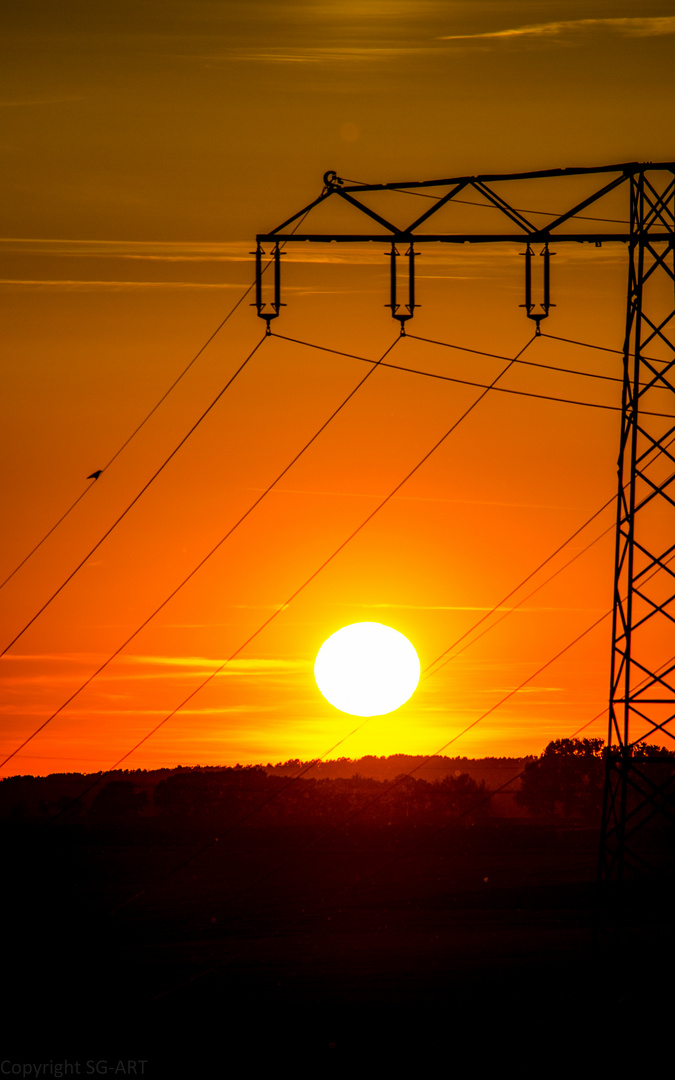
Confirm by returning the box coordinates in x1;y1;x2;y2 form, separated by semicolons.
599;167;675;885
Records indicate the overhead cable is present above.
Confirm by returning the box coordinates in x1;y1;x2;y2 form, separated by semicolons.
0;211;314;594
276;330;626;384
274;331;669;415
0;334;268;659
424;496;617;678
0;335;401;769
423;425;675;677
0;288;259;596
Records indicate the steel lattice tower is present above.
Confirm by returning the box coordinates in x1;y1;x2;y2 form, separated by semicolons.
256;162;675;882
600;168;675;884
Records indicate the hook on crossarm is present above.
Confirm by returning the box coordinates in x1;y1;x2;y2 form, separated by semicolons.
253;242;285;333
322;170;343;191
520;243;555;334
386;243;418;335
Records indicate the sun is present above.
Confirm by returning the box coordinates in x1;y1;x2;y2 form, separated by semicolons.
314;622;421;717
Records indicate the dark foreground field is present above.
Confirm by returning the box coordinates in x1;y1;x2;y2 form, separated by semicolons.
3;765;673;1069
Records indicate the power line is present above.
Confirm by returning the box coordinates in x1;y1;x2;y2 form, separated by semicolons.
423;423;675;678
404;333;670;414
424;496;616;678
0;480;97;591
379;361;626;412
275;327;669;391
430;522;615;680
543;331;637;355
0;336;401;770
277;329;627;385
439;454;675;675
0;287;258;596
0;211;315;595
0;334;268;659
407;331;629;384
275;330;670;415
542;331;675;382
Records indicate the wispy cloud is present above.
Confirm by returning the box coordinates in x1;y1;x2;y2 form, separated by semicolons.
485;685;563;695
208;45;437;65
0;236;394;267
516;686;563;694
76;703;285;717
347;603;602;613
0;702;288;719
0;238;254;260
0;279;243;291
0;238;625;272
1;653;309;686
0;96;84;108
4;652;101;664
125;655;308;672
440;17;675;42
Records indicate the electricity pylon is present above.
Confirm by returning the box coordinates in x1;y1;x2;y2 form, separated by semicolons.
256;162;675;882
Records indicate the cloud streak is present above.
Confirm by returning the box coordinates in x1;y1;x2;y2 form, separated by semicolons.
209;45;439;65
0;95;85;108
0;237;257;262
0;238;628;272
350;603;603;613
0;280;243;291
440;17;675;42
125;655;308;672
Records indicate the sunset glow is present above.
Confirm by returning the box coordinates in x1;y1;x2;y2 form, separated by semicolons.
1;3;673;775
314;622;420;717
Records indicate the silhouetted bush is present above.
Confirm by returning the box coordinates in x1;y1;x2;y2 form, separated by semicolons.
515;738;604;820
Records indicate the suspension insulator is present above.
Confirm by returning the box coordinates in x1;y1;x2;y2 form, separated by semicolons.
253;242;284;333
520;243;555;334
386;243;418;334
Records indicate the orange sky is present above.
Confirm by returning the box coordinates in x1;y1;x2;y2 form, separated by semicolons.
2;3;674;774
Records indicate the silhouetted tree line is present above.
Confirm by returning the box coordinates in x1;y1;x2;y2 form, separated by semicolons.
151;767;492;836
266;753;529;787
0;767;171;823
0;762;489;837
515;738;675;822
2;741;672;836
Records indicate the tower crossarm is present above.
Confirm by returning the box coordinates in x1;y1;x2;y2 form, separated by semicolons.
257;161;675;246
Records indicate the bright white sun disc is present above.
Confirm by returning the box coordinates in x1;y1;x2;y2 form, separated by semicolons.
314;622;421;717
